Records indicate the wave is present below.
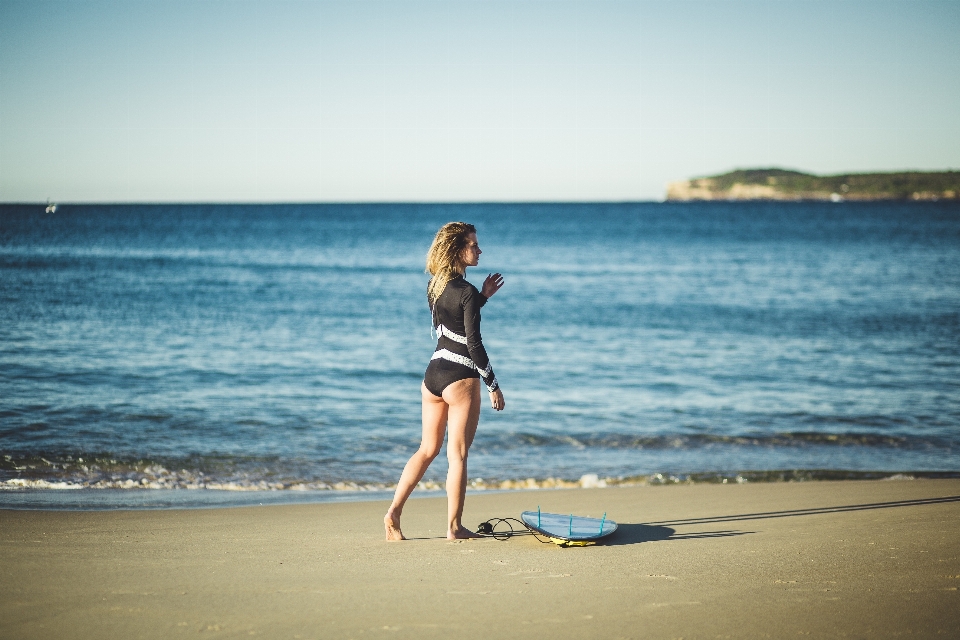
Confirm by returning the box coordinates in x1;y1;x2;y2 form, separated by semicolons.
3;470;956;496
2;450;957;496
475;430;953;450
0;454;394;491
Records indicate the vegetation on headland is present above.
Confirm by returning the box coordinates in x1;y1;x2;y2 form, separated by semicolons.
666;168;960;201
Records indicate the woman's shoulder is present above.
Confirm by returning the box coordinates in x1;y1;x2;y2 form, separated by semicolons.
450;276;481;298
440;276;480;307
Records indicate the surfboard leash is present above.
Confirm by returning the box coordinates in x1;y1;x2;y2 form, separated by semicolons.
475;517;554;544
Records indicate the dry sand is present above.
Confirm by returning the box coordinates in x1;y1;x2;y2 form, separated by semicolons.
1;479;958;639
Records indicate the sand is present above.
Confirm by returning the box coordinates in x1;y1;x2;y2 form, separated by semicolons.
1;478;958;639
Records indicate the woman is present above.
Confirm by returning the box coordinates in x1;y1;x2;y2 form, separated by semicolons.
385;222;505;541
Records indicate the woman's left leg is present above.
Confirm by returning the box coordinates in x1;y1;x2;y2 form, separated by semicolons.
384;384;449;541
441;377;482;539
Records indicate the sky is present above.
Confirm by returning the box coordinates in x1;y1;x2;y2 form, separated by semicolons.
1;0;958;202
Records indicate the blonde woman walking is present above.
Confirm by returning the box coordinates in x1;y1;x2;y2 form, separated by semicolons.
385;222;505;541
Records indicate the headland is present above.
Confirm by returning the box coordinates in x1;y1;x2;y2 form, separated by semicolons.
666;168;960;201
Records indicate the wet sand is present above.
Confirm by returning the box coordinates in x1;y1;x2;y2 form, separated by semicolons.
1;479;958;639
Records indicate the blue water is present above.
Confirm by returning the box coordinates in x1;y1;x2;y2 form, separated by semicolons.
2;202;959;507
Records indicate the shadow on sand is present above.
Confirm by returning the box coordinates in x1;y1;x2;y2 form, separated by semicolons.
602;494;960;546
642;494;960;528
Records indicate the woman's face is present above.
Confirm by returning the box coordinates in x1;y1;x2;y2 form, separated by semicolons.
461;232;481;267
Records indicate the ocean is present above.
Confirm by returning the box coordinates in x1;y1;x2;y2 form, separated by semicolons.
2;202;958;509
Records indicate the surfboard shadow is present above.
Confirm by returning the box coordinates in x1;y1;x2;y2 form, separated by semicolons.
603;524;753;546
640;495;960;528
597;495;960;546
603;523;675;545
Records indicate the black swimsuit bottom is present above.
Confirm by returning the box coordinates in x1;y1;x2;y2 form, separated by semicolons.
423;276;498;397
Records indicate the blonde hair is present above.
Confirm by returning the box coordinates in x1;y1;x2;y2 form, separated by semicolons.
425;221;477;306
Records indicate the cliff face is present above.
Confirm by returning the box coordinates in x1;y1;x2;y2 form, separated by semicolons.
666;169;960;202
668;179;788;201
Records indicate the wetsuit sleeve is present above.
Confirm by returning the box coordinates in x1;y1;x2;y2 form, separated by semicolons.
462;286;498;393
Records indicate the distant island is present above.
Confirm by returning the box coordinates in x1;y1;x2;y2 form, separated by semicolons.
666;169;960;202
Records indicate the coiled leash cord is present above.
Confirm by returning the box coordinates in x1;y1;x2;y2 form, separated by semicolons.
476;517;553;544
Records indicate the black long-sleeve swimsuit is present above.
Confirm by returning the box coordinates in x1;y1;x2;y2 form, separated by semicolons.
423;276;499;397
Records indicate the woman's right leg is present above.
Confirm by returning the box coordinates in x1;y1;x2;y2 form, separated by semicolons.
384;383;449;541
442;378;481;539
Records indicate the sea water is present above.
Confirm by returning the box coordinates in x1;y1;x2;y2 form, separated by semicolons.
1;202;958;508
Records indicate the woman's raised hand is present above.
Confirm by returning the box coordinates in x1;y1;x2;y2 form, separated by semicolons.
481;273;504;299
489;388;505;411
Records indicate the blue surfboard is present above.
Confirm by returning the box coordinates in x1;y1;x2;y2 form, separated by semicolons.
521;509;617;546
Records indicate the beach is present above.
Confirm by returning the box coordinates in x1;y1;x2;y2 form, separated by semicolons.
2;478;958;639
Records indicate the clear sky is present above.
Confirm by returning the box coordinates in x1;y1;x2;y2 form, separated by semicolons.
1;0;958;202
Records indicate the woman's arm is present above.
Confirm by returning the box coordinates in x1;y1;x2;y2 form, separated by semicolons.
462;286;503;410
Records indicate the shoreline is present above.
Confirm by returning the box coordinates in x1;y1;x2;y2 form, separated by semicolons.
1;478;958;638
2;470;958;511
0;469;960;511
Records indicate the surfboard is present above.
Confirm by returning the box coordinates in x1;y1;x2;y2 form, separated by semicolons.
520;508;618;546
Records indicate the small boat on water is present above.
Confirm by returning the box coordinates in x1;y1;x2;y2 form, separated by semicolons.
45;200;57;213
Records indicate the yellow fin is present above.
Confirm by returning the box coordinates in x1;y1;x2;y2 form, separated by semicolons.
547;537;595;547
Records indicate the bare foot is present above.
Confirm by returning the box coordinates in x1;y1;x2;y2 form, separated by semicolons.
447;526;483;540
384;512;405;541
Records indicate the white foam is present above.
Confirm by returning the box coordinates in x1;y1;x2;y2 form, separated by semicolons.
883;473;915;481
579;473;607;488
2;479;83;490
